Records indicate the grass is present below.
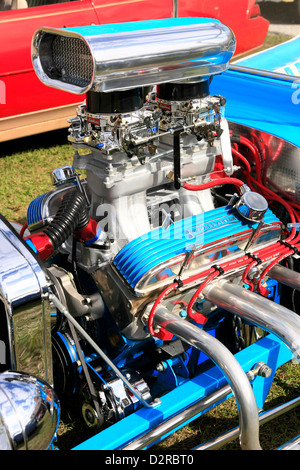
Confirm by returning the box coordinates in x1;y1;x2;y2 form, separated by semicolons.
261;32;293;50
0;32;299;451
0;129;73;224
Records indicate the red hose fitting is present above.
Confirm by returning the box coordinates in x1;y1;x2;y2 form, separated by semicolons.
74;217;99;244
25;232;54;260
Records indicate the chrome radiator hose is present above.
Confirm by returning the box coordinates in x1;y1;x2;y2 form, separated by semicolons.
153;307;261;450
203;280;300;363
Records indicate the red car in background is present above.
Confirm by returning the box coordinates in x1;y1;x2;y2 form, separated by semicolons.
0;0;269;142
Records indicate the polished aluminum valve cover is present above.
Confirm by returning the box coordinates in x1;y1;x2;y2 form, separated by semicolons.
113;205;282;296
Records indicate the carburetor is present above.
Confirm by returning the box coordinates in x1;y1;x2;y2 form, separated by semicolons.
69;88;161;158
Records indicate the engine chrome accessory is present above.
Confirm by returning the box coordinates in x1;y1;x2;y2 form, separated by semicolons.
32;18;236;94
113;204;281;296
235;185;269;222
153;306;261;450
123;363;264;449
203;279;300;362
50;165;77;186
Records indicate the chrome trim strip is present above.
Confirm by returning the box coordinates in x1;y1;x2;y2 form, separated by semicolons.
230;64;299;83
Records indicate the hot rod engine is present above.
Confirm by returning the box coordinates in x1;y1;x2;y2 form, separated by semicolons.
1;18;300;450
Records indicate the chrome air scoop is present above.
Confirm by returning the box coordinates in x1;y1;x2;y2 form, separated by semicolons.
31;18;236;94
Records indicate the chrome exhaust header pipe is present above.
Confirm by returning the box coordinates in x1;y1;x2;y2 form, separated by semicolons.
269;265;300;291
154;307;261;450
203;280;300;363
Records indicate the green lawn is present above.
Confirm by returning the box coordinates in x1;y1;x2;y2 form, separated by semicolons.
0;129;73;223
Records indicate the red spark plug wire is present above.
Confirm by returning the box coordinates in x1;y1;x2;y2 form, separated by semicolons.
147;237;294;338
147;281;179;336
147;252;260;337
239;136;263;184
186;268;223;324
256;246;296;294
256;211;300;293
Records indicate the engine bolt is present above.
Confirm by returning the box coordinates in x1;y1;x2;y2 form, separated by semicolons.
156;362;166;372
257;363;272;378
248;361;272;381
